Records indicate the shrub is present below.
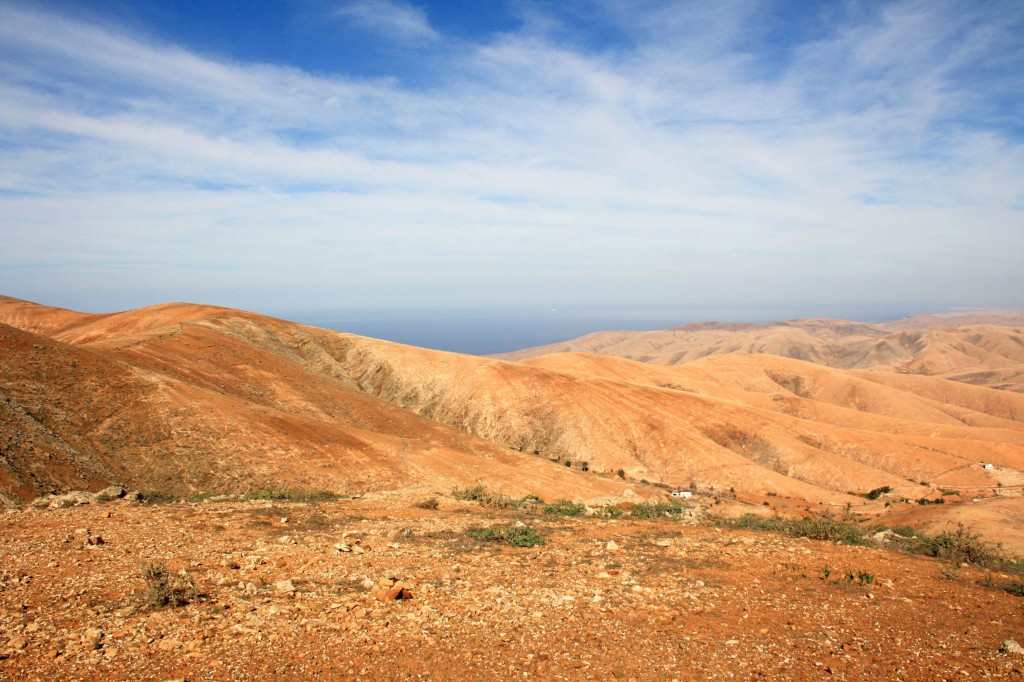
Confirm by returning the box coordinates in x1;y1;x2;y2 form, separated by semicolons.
617;469;626;479
863;486;892;500
469;525;545;548
141;561;199;608
630;501;686;520
241;489;339;503
542;500;586;516
414;497;439;510
892;525;916;538
451;485;489;502
521;494;544;504
922;524;1003;568
595;505;624;518
709;509;868;545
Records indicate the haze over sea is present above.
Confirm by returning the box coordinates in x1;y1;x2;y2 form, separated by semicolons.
285;303;923;356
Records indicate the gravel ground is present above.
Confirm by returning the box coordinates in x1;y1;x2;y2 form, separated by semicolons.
1;492;1023;681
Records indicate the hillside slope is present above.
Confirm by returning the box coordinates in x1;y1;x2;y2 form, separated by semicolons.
2;296;1023;552
494;315;1024;392
0;297;630;502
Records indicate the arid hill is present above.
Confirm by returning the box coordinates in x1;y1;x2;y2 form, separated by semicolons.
2;296;1023;552
494;313;1024;392
0;296;630;504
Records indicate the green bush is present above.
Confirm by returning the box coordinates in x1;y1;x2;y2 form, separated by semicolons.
709;509;868;545
922;524;1003;568
863;486;892;500
542;500;587;516
469;525;545;548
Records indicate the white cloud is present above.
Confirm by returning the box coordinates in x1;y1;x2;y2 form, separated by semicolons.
333;0;439;43
0;1;1021;317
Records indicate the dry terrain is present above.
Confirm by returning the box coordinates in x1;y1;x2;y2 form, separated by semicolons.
494;313;1024;393
1;491;1022;681
2;296;1024;555
3;296;1024;679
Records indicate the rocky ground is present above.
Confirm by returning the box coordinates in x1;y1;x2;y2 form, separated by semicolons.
1;491;1023;681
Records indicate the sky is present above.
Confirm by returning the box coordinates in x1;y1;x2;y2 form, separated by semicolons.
1;0;1023;337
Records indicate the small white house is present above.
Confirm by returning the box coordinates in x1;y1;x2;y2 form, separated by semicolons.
671;490;693;499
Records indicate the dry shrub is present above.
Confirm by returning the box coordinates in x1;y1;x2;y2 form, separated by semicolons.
142;561;199;608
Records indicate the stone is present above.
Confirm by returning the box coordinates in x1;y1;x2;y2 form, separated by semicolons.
274;580;296;594
94;486;127;502
156;638;180;651
1001;640;1024;656
606;540;620;552
81;628;103;650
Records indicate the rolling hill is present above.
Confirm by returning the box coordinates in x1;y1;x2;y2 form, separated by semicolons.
493;314;1024;392
2;296;1023;550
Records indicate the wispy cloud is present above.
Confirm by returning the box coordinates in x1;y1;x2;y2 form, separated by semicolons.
333;0;439;43
0;1;1021;316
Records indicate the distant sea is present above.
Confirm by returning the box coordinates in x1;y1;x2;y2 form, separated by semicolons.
282;304;920;356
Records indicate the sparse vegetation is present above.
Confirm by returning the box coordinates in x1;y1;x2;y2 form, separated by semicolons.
921;524;1003;568
241;489;340;503
451;484;489;502
141;561;199;608
468;525;545;548
630;501;687;520
414;497;439;510
862;486;892;500
450;484;531;510
140;490;178;504
542;500;587;516
595;505;624;518
709;509;868;545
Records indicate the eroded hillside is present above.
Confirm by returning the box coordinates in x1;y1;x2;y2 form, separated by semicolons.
2;296;1023;552
494;314;1024;392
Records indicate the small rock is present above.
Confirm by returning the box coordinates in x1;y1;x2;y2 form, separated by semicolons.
274;580;296;594
81;628;103;650
606;540;621;552
1001;640;1024;656
94;486;127;502
156;638;180;651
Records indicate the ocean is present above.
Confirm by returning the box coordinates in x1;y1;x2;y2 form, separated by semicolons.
283;304;919;356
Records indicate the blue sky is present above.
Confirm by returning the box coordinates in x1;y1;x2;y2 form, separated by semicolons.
1;0;1022;324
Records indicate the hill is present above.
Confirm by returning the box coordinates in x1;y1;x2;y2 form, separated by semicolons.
0;296;630;504
493;314;1024;392
2;296;1023;553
